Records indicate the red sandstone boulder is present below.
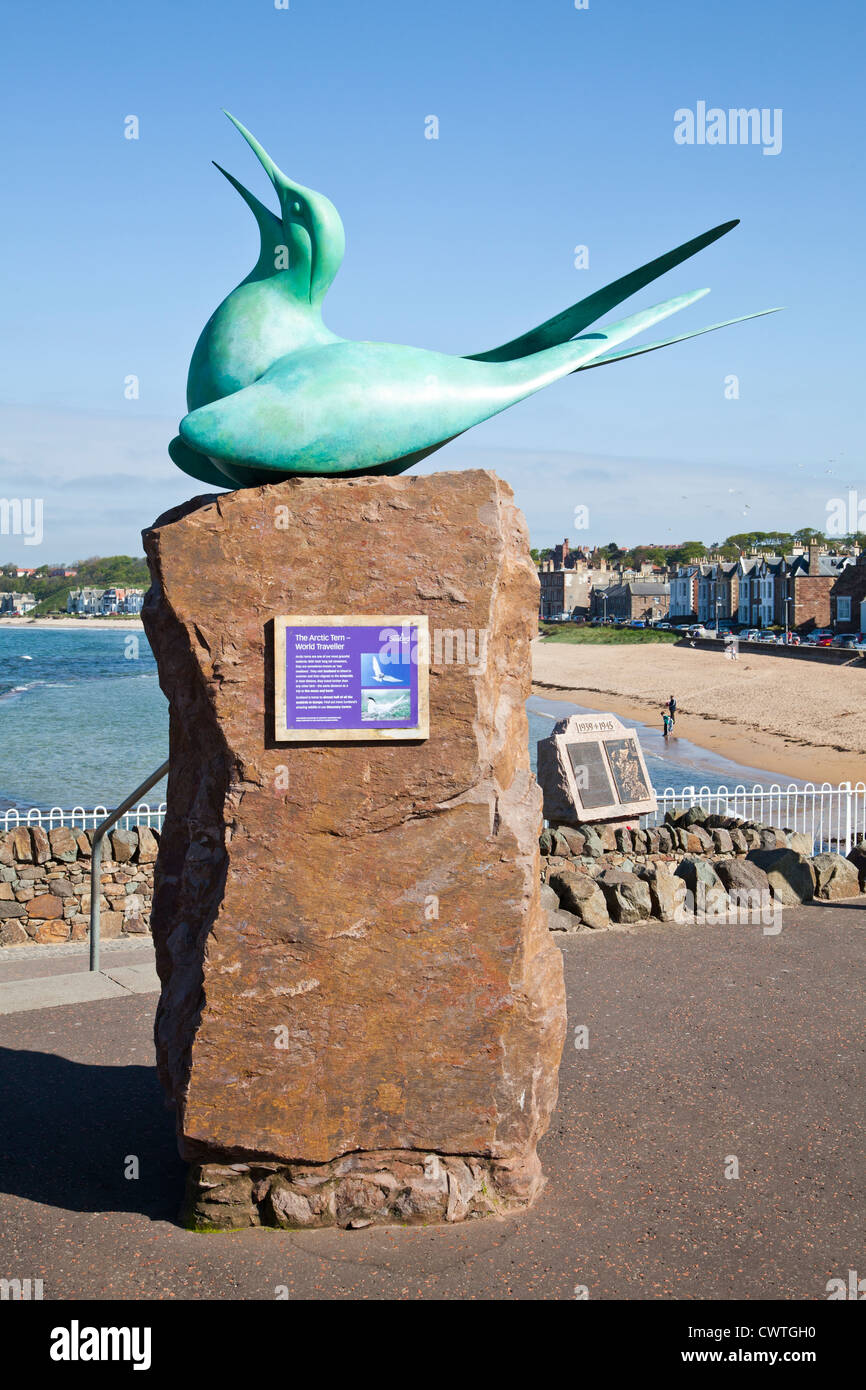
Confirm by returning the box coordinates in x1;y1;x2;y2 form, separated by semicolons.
143;471;566;1200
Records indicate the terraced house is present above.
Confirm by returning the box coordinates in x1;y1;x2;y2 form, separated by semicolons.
830;550;866;632
738;545;852;631
598;579;670;623
668;564;699;620
697;561;739;626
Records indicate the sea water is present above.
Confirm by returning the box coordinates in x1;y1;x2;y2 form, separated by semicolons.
0;629;796;815
0;627;168;813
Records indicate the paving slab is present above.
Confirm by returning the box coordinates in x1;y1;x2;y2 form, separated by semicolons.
0;950;160;1015
0;969;129;1015
101;962;161;994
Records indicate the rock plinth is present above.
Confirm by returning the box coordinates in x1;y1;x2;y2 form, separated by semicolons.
142;470;566;1228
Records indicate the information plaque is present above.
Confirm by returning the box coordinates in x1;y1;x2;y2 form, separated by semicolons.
274;614;430;742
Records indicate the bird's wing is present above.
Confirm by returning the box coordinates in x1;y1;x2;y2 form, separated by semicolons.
372;655;383;679
467;221;739;363
572;307;784;372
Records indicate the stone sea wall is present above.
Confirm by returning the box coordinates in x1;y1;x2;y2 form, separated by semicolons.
0;825;158;946
3;808;865;947
540;807;866;931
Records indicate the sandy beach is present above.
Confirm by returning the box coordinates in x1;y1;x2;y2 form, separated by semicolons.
532;639;866;786
0;617;144;630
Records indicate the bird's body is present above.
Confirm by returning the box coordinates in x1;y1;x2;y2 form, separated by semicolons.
187;285;338;413
371;656;400;683
169;114;780;490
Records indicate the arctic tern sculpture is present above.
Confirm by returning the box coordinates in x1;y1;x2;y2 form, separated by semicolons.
169;113;779;490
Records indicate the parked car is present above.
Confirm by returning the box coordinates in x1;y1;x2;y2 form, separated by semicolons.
742;628;761;642
835;634;860;648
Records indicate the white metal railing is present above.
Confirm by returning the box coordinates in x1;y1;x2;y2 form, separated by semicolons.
6;783;866;855
0;801;167;834
641;782;866;856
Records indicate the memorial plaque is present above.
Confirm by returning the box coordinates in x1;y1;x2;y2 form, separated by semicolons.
605;737;651;804
275;614;430;742
566;740;615;810
536;712;656;825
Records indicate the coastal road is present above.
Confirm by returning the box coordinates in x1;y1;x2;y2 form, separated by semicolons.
0;903;864;1300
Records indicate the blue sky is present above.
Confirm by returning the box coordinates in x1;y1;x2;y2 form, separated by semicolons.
1;0;863;562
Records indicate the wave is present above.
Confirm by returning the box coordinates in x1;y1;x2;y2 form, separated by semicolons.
0;680;45;699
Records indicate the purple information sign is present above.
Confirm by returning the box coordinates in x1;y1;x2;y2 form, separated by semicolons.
275;616;430;742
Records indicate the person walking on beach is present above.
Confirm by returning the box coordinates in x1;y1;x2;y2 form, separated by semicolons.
662;709;673;737
668;695;677;726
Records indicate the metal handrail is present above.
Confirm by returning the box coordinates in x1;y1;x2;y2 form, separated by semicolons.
90;761;169;972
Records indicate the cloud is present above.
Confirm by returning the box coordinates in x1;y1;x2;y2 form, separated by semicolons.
416;443;840;548
0;403;839;564
0;403;195;563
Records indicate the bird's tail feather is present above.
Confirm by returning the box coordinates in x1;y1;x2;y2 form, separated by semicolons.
468;220;739;363
572;306;784;372
505;287;711;390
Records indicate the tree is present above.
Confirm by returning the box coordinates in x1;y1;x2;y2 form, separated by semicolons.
669;541;708;564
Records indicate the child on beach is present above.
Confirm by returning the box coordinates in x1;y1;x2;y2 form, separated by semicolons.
662;710;673;737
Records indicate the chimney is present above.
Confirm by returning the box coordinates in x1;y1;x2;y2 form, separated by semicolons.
808;542;820;572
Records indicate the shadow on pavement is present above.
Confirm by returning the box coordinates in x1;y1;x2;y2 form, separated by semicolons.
0;1047;185;1221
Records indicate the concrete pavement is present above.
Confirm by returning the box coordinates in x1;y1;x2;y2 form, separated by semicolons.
0;938;159;1014
0;903;864;1299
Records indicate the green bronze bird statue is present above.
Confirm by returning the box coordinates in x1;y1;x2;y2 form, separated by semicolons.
169;113;780;490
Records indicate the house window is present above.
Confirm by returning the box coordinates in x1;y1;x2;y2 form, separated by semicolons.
837;596;852;621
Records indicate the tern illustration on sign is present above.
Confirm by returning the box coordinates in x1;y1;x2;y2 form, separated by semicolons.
371;655;401;684
169;112;782;489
